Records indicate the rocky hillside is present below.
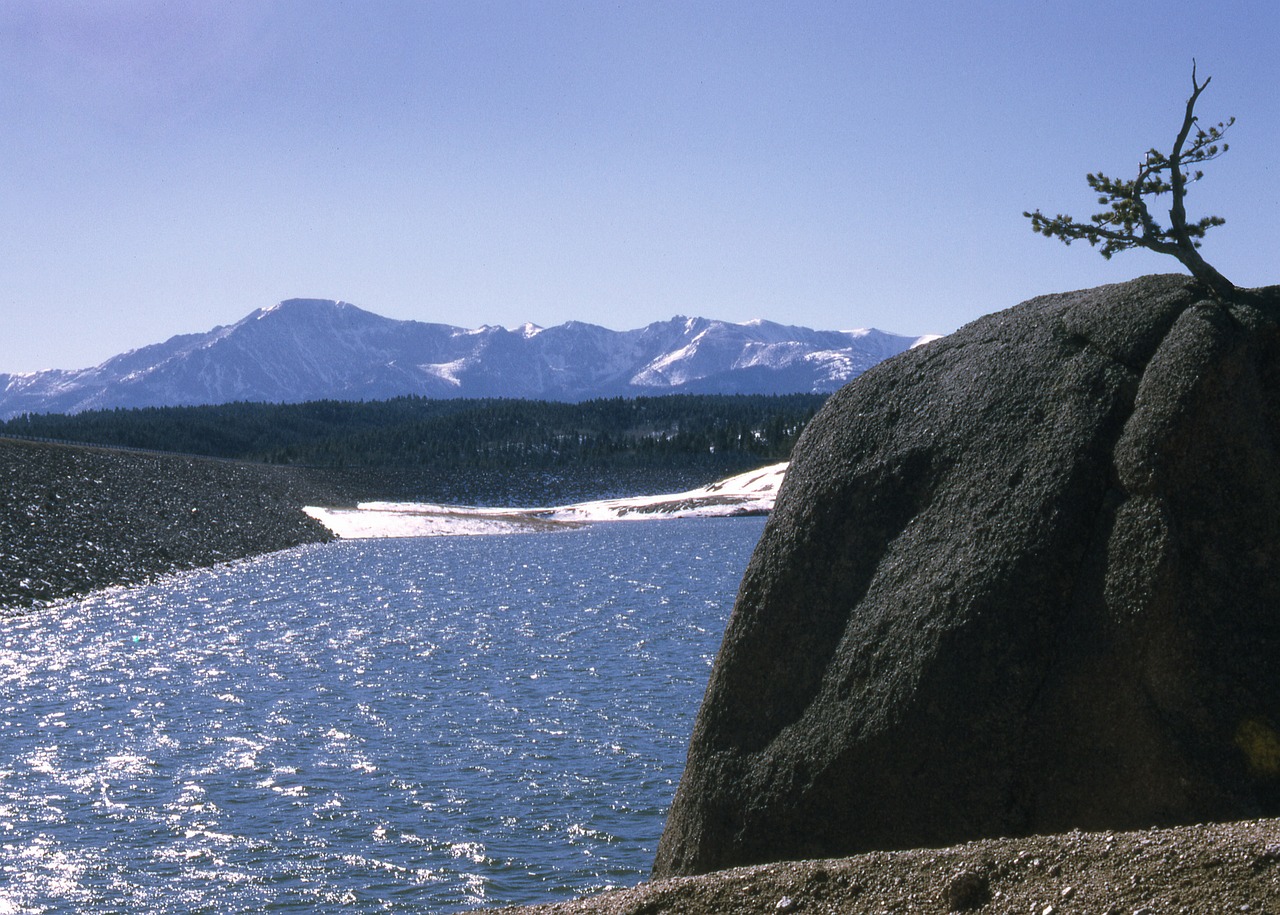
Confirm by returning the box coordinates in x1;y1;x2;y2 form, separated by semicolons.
0;437;336;610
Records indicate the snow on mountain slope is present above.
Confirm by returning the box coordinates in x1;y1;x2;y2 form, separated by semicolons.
0;300;935;418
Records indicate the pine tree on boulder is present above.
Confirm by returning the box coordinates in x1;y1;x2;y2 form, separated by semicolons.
1024;63;1237;301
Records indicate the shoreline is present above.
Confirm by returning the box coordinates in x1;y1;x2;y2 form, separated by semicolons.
303;463;785;539
0;435;783;609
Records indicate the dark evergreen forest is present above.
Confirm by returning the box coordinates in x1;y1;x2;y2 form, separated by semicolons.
1;395;826;505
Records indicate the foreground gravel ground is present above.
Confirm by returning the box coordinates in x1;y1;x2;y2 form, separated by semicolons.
0;437;338;610
488;819;1280;914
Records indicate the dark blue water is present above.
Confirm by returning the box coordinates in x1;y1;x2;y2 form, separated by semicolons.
0;518;763;913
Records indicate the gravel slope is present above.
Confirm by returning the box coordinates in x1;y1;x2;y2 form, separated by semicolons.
486;818;1280;914
0;437;336;610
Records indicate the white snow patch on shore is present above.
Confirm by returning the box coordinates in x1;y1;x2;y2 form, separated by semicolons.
304;462;787;539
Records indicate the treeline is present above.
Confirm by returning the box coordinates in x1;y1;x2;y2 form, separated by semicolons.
1;394;826;478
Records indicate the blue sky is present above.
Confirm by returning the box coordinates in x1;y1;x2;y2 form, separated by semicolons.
2;1;1277;372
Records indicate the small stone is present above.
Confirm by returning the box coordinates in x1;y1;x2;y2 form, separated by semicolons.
775;896;797;912
943;869;990;912
1061;886;1075;899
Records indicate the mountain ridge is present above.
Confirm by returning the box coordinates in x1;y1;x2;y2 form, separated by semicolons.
0;300;936;418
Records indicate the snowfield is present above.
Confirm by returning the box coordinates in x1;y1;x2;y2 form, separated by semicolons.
304;462;787;539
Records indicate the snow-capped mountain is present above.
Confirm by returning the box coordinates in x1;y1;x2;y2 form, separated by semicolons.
0;299;937;418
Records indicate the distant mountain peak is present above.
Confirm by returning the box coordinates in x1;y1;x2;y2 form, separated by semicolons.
0;301;936;419
259;297;338;314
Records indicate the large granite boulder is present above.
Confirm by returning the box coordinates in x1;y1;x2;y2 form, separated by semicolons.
654;274;1280;878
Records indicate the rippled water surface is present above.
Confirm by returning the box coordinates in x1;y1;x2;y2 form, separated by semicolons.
0;518;764;912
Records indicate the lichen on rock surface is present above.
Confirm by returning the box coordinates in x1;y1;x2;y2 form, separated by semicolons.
653;274;1280;878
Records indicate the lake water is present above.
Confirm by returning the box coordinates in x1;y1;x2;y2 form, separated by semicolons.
0;518;764;913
